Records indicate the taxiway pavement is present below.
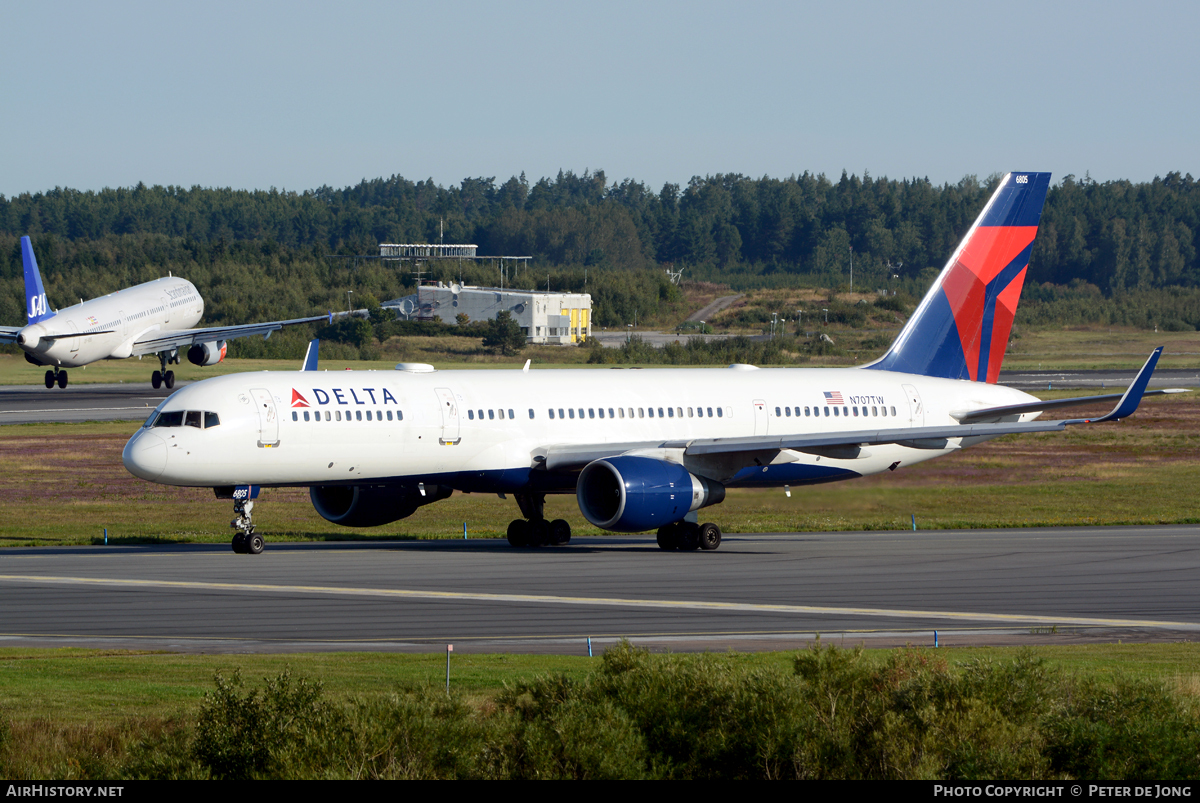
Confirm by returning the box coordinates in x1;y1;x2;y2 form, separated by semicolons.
1;525;1196;653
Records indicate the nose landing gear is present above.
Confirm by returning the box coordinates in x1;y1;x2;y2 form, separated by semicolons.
230;497;265;554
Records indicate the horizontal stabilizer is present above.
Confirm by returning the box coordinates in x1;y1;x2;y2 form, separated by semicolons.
40;330;115;339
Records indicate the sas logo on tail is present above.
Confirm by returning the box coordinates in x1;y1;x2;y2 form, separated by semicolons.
28;293;48;319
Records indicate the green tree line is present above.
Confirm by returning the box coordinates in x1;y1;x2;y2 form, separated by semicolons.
3;170;1198;294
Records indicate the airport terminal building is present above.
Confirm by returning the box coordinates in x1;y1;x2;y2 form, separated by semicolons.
384;283;592;345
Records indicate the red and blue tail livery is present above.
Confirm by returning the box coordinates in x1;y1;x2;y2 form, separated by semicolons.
866;172;1051;383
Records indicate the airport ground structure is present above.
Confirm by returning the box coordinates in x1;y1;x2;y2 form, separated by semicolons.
385;281;592;344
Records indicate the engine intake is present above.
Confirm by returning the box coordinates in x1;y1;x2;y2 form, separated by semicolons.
310;483;451;527
576;455;725;532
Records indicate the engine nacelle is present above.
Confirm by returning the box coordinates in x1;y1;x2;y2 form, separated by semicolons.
576;455;725;533
187;340;227;366
309;483;451;527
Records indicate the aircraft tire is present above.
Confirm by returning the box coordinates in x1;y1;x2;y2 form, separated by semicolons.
679;522;701;551
246;533;265;555
164;371;175;389
549;519;571;545
231;534;247;554
528;518;550;547
698;523;722;550
44;371;54;389
656;524;678;551
507;519;529;548
57;371;68;389
151;371;162;389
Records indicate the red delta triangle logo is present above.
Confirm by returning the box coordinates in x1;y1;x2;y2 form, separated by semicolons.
291;389;310;408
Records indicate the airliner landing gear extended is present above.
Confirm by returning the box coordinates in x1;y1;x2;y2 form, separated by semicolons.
230;497;265;554
151;350;178;390
507;492;571;547
657;521;722;551
44;367;67;389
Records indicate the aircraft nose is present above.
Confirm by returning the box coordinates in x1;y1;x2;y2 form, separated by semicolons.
123;431;167;481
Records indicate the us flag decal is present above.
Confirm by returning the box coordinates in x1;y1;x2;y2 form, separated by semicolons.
823;391;844;405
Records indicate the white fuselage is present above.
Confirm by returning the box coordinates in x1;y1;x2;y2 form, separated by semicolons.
123;365;1040;492
18;278;203;367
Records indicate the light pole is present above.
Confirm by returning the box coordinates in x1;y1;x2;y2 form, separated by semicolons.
347;290;354;312
822;308;829;324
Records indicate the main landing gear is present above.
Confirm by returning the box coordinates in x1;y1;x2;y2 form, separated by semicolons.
231;497;265;554
44;368;68;389
507;492;571;547
151;350;178;390
656;521;722;551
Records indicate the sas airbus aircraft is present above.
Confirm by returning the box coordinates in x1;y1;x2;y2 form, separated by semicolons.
0;236;335;389
122;172;1182;555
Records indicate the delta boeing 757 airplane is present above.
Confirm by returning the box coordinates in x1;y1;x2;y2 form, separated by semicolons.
122;172;1182;554
0;236;335;389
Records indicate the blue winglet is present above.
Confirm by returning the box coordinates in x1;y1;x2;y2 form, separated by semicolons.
21;236;53;324
1070;347;1161;424
302;339;319;372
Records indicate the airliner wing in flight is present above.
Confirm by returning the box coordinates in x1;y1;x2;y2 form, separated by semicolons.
129;313;337;357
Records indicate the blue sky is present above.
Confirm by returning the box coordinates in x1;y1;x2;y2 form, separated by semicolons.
3;0;1196;196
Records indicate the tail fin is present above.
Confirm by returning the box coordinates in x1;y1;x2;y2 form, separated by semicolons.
20;236;53;325
301;339;319;371
865;172;1051;383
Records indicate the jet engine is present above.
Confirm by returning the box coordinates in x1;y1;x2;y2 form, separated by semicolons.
187;340;227;366
309;483;452;527
576;455;725;532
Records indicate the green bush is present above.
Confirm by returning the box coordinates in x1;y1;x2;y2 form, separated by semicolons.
190;669;350;780
12;647;1200;780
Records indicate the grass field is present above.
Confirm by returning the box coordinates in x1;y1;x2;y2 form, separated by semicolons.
4;642;1200;725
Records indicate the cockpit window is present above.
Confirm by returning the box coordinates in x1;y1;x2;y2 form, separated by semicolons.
153;411;185;428
151;410;220;429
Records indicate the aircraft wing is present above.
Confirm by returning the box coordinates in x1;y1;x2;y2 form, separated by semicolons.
539;348;1168;473
129;312;350;357
0;327;19;344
